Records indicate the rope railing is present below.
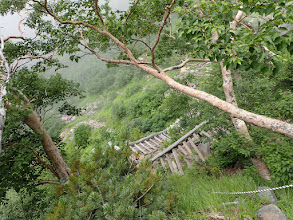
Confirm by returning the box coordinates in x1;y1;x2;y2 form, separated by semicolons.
211;184;293;195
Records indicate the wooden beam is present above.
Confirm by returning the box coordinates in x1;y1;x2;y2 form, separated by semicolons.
183;141;193;155
129;128;168;146
151;118;211;162
165;154;175;173
160;158;167;170
144;140;157;151
188;137;205;162
178;145;188;155
173;149;184;175
154;136;164;143
134;144;148;154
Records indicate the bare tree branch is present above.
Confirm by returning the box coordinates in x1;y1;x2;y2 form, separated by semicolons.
130;38;151;49
150;0;176;71
29;147;59;179
73;27;134;65
32;0;138;63
3;11;27;42
36;181;60;186
125;0;140;23
163;58;211;72
94;0;105;31
133;184;154;205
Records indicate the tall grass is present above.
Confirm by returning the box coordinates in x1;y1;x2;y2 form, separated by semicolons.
169;168;292;219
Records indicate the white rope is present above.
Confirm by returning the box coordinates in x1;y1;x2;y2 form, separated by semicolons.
211;184;293;195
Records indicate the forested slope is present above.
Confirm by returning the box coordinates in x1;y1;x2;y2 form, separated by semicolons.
1;0;293;219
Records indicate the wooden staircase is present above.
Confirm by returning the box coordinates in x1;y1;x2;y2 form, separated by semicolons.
129;118;214;174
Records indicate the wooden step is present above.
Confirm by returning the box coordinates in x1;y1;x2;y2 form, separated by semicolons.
187;137;205;162
182;141;193;155
172;149;184;175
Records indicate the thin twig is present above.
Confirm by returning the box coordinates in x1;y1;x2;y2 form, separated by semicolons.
4;11;27;42
163;58;211;72
94;0;105;30
30;147;59;179
130;38;151;49
36;181;60;186
150;0;176;72
133;184;154;205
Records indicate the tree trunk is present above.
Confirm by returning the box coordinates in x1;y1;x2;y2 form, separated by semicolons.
136;64;293;138
221;63;271;181
24;111;70;183
0;84;7;154
0;101;6;154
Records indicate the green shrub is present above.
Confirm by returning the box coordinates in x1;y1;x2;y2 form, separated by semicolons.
111;101;127;119
74;124;91;148
258;133;293;184
46;147;177;219
211;131;255;169
125;83;142;97
90;127;112;148
158;91;191;120
0;188;50;220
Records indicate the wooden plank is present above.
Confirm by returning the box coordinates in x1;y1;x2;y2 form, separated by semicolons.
139;143;152;153
154;136;164;143
188;137;205;162
192;134;200;142
172;161;179;173
183;141;193;155
200;131;213;139
130;146;138;153
160;158;167;170
161;133;171;140
178;145;188;155
129;129;168;146
134;144;148;154
144;140;157;150
165;154;175;173
172;149;184;175
148;138;160;146
151;118;212;162
159;134;170;140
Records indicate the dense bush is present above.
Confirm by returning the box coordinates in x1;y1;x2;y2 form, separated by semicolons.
47;147;177;219
159;91;191;120
111;101;127;119
74;124;91;148
0;188;51;220
125;83;142;97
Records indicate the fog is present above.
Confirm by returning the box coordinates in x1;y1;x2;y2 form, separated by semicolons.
0;0;129;38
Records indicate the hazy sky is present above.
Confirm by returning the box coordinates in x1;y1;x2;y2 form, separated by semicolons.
0;0;129;38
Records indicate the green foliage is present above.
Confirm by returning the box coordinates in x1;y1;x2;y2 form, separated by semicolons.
159;91;191;120
210;131;255;169
46;147;177;219
177;0;293;72
0;0;28;15
111;101;127;119
169;169;293;219
10;70;83;111
125;83;142;97
262;140;293;184
90;127;112;148
0;109;44;197
74;124;91;148
0;188;50;220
